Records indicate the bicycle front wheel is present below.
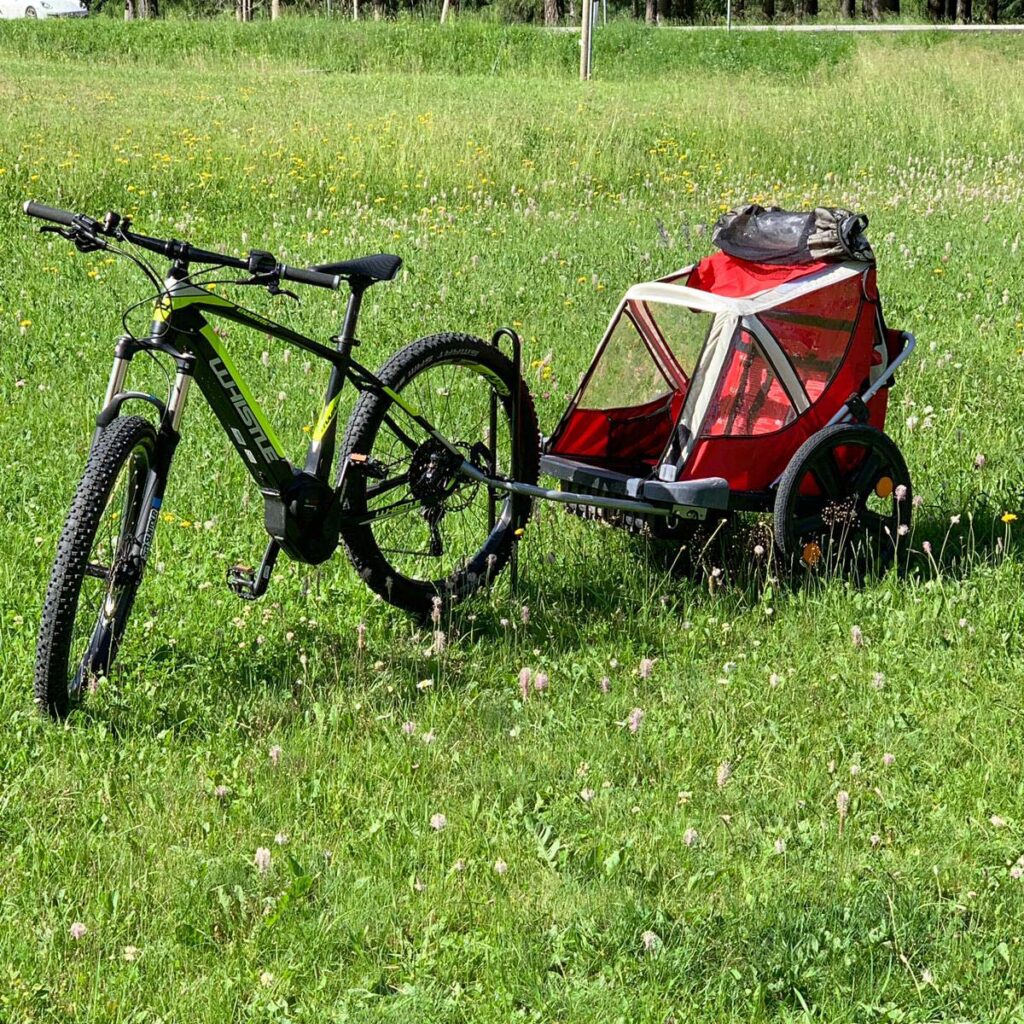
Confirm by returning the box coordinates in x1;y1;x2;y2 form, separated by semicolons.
35;415;161;718
339;333;539;617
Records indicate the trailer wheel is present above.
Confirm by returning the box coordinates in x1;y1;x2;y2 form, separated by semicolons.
774;423;912;575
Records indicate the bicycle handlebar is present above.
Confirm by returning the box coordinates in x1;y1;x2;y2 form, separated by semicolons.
22;200;342;292
23;200;79;228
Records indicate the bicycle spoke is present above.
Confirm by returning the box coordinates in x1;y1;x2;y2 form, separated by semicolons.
793;512;827;538
858;509;891;535
382;412;419;453
850;449;886;500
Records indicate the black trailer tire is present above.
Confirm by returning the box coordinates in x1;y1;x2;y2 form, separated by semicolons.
338;333;539;617
774;422;912;575
35;416;159;719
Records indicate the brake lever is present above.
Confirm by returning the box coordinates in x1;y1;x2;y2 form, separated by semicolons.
268;281;300;303
40;224;106;254
234;274;300;303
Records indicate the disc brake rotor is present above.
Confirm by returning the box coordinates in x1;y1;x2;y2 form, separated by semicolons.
408;439;464;503
404;438;498;557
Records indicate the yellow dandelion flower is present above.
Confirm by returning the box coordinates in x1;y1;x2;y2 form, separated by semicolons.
1001;513;1017;524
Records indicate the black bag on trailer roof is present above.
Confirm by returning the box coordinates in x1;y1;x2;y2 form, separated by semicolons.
712;204;875;265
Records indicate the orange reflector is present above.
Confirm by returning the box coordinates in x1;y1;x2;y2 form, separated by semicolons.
802;541;822;567
874;476;894;499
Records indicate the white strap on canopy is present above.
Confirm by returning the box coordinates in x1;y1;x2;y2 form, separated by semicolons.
625;262;864;318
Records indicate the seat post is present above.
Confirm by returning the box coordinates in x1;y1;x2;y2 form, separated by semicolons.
337;277;368;350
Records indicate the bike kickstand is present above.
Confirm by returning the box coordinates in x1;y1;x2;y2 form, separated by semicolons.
227;540;280;601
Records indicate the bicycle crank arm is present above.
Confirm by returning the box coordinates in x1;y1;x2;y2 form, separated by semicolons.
227;540;280;601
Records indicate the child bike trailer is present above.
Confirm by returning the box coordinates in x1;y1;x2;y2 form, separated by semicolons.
541;205;917;570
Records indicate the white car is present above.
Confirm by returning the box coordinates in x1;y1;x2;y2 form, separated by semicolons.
0;0;88;16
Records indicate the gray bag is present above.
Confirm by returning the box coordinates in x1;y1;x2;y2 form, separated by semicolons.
712;204;874;265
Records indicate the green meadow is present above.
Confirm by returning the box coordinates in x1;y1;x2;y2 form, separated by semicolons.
2;21;1024;1022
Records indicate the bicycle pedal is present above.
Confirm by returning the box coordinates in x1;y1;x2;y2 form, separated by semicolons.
227;564;259;601
348;453;387;479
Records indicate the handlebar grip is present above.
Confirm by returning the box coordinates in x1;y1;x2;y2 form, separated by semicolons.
23;200;78;228
279;264;341;291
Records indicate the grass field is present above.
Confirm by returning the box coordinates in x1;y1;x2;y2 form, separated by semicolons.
3;21;1024;1022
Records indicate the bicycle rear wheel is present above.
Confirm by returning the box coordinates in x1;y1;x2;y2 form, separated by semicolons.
35;415;160;718
339;333;539;617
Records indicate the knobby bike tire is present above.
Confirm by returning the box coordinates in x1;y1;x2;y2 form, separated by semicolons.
34;415;159;718
338;333;540;617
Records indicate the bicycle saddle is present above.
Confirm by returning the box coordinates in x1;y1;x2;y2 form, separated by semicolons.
311;253;402;285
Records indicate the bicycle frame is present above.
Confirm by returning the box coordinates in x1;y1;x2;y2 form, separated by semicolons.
97;268;446;587
95;263;541;597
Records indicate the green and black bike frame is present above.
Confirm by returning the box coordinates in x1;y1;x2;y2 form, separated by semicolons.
96;266;528;599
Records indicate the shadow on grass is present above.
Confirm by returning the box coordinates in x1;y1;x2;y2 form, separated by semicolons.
487;495;1024;636
72;606;478;741
67;495;1024;737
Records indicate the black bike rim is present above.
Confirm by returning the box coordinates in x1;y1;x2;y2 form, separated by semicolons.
353;358;518;590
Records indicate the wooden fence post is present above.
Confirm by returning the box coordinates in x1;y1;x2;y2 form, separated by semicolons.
579;0;593;80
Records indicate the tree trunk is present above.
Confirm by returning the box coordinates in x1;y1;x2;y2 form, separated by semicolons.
271;0;280;17
644;0;655;21
840;0;854;17
124;0;134;17
440;0;450;20
955;0;970;19
869;0;880;18
352;0;358;18
544;0;558;24
986;0;996;19
944;0;955;17
656;0;669;24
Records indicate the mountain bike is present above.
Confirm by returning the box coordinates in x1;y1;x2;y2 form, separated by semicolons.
24;201;540;718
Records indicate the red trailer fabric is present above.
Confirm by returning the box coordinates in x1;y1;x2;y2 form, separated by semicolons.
546;252;898;492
